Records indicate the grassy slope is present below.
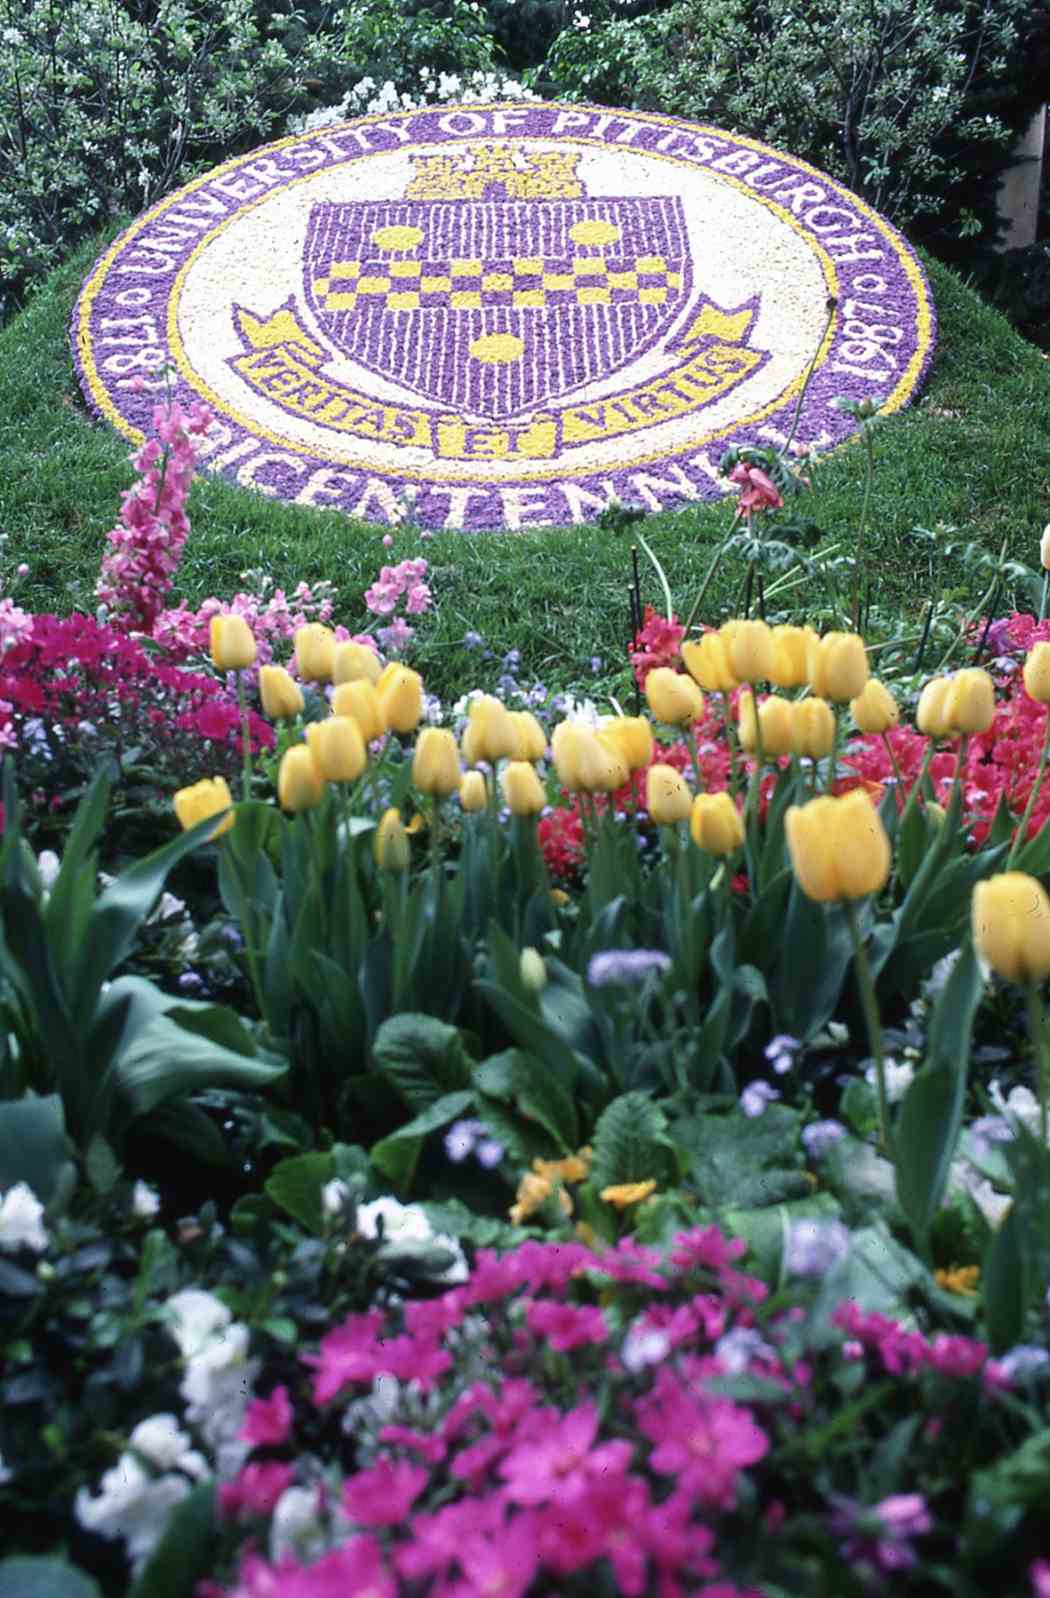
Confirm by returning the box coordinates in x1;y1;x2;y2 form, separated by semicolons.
1;226;1048;703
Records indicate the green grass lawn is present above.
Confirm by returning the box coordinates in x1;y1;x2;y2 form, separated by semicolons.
2;224;1049;705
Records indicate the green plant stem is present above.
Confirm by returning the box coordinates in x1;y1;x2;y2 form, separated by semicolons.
684;513;743;636
850;423;875;634
685;725;704;792
778;296;837;459
879;730;906;811
933;535;1007;674
1025;983;1050;1149
746;692;766;843
721;692;740;801
826;706;843;794
236;673;252;803
1006;710;1050;869
845;898;891;1154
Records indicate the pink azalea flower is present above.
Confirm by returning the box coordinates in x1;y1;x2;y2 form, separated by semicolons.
525;1298;609;1351
498;1402;631;1507
239;1384;293;1447
453;1510;541;1597
927;1332;988;1378
1031;1558;1050;1597
219;1462;295;1519
635;1371;768;1506
669;1225;748;1273
302;1310;386;1405
342;1456;428;1526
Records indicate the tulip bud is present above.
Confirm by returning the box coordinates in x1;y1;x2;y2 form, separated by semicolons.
412;728;461;796
277;745;325;812
738;691;794;758
785;789;891;902
973;873;1050;984
916;677;952;739
1041;524;1050;572
306;717;367;783
173;776;234;841
790;697;836;759
721;618;775;682
645;667;705;726
332;679;385;743
681;634;737;693
769;625;816;689
598;716;653;771
374;807;411;871
1024;643;1050;705
925;801;946;830
258;664;304;721
944;667;995;735
646;763;693;824
552;724;627;793
210;614;257;672
501;760;547;815
806;632;869;701
294;623;336;683
377;664;423;734
462;695;519;764
690;791;744;855
520;946;548;993
508;710;548;763
459;770;488;812
333;641;383;686
850;678;899;735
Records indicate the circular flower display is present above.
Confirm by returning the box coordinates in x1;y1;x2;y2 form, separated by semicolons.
73;102;935;531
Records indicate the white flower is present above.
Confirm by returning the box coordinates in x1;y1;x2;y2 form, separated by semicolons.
989;1081;1043;1140
270;1485;327;1563
620;1324;671;1372
76;1458;191;1573
322;1178;350;1216
179;1321;253;1409
36;850;60;894
950;1160;1013;1229
0;1183;48;1254
129;1415;206;1478
865;1057;914;1103
356;1197;432;1246
165;1288;232;1359
132;1181;161;1219
714;1327;776;1373
429;1231;468;1283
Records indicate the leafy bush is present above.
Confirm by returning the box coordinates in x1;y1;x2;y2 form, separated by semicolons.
540;0;1048;246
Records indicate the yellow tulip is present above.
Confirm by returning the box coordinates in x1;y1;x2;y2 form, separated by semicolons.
944;668;996;735
681;634;737;693
501;760;547;815
598;716;653;771
209;614;257;672
277;745;325;812
306;717;367;783
551;723;627;793
1041;524;1050;572
806;632;869;701
332;641;382;686
769;625;816;689
645;667;705;726
1024;643;1050;705
850;678;899;735
459;770;488;812
294;623;336;683
738;691;794;758
972;872;1050;983
520;947;548;993
258;665;304;720
462;695;519;764
332;679;385;743
790;697;836;760
374;807;410;871
916;677;953;739
508;710;548;763
690;791;744;855
377;664;423;734
720;617;775;682
412;727;461;796
646;763;693;824
173;776;234;841
785;789;891;902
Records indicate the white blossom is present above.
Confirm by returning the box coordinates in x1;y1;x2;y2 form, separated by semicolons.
865;1057;915;1103
132;1181;161;1219
0;1183;48;1254
270;1485;327;1563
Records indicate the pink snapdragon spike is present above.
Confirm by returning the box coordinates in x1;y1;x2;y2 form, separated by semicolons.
728;461;784;514
96;399;213;635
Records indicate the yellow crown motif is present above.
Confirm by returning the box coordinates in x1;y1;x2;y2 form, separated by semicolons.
404;144;583;201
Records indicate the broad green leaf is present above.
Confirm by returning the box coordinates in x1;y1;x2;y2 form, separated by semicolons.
371;1013;474;1110
895;943;983;1247
589;1092;676;1191
369;1089;476;1193
265;1150;335;1232
129;1481;217;1598
767;885;853;1042
484;1049;577;1153
0;1094;73;1205
0;1556;103;1598
162;1003;259;1058
671;1103;805;1210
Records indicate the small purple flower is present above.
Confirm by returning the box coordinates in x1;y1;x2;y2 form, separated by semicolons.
997;1345;1050;1382
475;1138;505;1169
784;1218;851;1277
444;1119;483;1163
178;972;203;993
802;1119;848;1160
740;1081;780;1118
463;631;484;651
829;1492;932;1576
588;949;672;988
764;1032;801;1075
714;1327;775;1373
590;656;603;674
970;1114;1014;1156
503;649;521;671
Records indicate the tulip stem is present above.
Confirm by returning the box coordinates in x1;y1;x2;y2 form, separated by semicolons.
721;692;740;801
237;674;252;804
685;726;704;793
746;698;766;844
845;899;891;1154
825;707;842;794
850;424;875;634
1007;711;1050;870
879;731;906;813
1025;983;1050;1149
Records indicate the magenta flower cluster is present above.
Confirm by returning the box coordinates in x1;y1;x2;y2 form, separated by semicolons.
95;398;214;634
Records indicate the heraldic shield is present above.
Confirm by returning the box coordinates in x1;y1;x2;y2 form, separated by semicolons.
304;195;692;422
